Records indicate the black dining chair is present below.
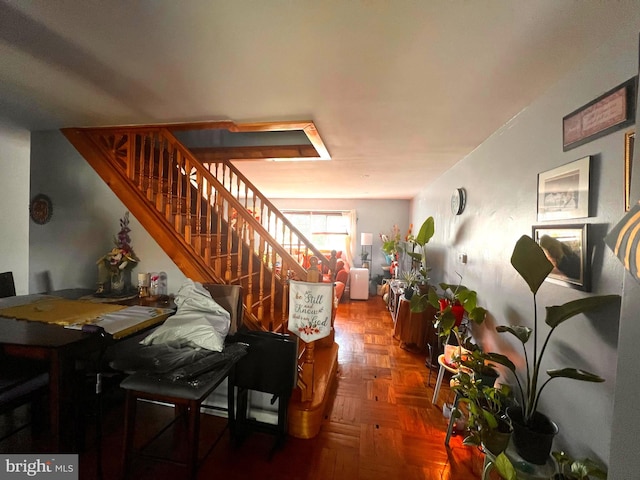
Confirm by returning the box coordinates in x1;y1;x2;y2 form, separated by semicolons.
0;271;49;442
0;271;17;298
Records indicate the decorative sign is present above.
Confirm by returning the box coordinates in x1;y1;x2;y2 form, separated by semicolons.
563;76;636;151
288;280;333;342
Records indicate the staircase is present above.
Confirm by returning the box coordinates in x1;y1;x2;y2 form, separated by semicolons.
62;121;338;438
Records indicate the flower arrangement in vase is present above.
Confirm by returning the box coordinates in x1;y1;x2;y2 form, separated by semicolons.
97;211;139;295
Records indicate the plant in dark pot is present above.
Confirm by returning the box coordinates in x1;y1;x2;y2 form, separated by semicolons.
489;235;620;465
401;270;419;300
451;368;514;456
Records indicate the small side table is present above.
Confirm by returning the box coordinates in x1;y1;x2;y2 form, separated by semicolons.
432;354;459;404
393;298;431;348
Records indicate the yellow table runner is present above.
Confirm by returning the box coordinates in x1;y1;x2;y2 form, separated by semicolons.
0;297;126;326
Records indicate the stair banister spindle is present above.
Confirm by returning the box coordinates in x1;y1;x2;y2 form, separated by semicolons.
247;225;255;310
194;169;202;255
257;240;265;325
146;134;154;200
156;136;165;213
269;246;277;327
184;157;192;246
224;200;232;283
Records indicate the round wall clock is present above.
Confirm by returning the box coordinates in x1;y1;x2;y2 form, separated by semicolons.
29;194;53;225
450;188;466;215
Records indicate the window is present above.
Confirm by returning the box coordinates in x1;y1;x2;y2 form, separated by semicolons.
282;210;350;252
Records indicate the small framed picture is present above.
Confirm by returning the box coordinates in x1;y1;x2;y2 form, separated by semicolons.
537;157;590;222
532;224;589;291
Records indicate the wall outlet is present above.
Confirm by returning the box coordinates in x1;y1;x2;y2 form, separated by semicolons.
458;253;467;264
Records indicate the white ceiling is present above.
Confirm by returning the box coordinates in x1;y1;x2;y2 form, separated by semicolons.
1;0;639;199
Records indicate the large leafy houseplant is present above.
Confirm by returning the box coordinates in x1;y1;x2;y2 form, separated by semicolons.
490;235;619;463
493;235;619;424
405;216;435;282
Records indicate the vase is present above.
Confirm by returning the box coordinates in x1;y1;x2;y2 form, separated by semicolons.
507;406;558;465
110;269;131;295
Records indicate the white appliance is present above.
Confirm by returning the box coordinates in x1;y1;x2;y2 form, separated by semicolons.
349;268;369;300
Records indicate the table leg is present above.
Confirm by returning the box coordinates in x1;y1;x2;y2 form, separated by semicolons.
49;350;77;451
431;365;445;404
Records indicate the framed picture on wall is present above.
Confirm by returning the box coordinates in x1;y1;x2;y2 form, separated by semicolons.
537;156;590;222
625;130;635;212
532;224;589;291
562;76;637;151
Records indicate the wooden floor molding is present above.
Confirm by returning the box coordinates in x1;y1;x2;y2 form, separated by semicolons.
0;296;485;479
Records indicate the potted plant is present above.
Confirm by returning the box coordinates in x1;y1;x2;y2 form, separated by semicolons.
457;343;509;387
551;450;607;479
405;216;435;291
491;449;607;480
401;269;419;300
380;225;401;263
360;250;370;269
451;368;514;456
489;235;620;465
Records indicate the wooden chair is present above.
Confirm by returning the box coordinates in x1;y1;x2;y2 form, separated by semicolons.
120;284;245;479
0;271;49;442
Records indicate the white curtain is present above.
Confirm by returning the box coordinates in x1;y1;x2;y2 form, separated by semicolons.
342;210;356;267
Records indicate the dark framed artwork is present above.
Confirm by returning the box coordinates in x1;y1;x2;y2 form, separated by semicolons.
563;76;637;151
537;156;590;222
625;130;635;212
532;224;589;291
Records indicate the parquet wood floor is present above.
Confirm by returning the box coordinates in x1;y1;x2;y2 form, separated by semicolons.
1;296;485;479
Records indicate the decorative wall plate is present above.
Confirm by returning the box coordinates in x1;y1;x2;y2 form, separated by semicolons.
29;194;53;225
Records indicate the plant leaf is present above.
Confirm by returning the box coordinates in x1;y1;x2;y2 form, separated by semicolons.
481;409;498;429
427;287;440;308
407;251;422;262
468;306;487;324
483;352;516;373
494;452;517;480
545;295;620;328
414;216;435;246
409;294;430;313
547;368;605;382
496;325;532;344
510;235;553;294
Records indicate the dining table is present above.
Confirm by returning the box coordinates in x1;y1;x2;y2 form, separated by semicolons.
0;288;174;452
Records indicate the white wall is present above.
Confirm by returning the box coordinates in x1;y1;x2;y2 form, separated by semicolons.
0;123;30;295
29;130;186;294
411;29;637;472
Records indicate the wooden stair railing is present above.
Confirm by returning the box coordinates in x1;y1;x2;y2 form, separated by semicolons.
62;124;334;403
189;152;328;273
